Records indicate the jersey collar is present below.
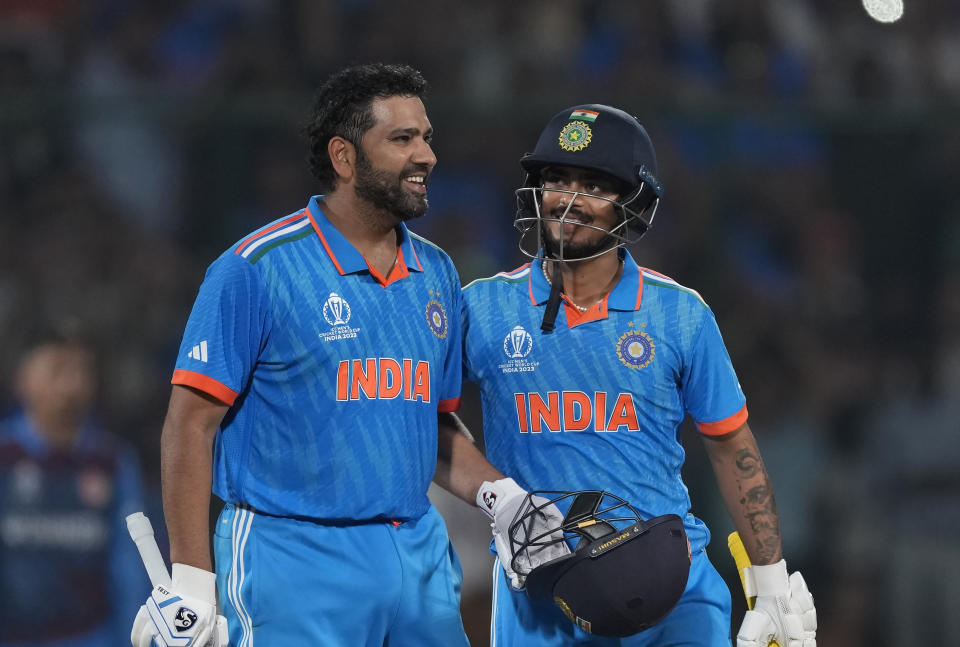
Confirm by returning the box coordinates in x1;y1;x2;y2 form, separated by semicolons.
306;196;424;279
529;249;644;327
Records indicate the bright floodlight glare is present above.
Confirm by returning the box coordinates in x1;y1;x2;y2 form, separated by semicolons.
863;0;904;23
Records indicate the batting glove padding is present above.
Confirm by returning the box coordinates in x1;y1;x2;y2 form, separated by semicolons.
736;559;817;647
131;563;228;647
477;477;570;590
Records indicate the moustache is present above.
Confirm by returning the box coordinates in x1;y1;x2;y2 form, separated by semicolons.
549;206;590;223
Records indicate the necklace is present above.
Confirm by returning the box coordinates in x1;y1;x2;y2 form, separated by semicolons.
541;259;623;313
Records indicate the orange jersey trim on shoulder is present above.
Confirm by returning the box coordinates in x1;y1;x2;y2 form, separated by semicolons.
235;212;305;255
171;369;239;406
438;397;461;413
696;404;748;436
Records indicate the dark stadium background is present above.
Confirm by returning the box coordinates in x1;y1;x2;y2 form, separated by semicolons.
1;1;957;645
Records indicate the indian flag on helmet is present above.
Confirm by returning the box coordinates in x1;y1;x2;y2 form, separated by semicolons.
569;109;599;122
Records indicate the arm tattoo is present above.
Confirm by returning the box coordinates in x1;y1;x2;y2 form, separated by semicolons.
734;448;762;478
735;449;781;562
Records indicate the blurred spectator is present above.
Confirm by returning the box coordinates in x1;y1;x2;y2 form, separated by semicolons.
0;324;149;646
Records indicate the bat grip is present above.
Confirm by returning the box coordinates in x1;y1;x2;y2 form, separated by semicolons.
126;512;172;589
728;532;779;647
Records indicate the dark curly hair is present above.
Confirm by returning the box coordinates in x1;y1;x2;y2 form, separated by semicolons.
305;63;429;192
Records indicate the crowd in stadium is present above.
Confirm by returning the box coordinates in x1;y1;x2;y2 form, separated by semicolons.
1;1;958;645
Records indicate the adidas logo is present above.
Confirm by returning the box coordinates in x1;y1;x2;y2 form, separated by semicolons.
187;340;208;363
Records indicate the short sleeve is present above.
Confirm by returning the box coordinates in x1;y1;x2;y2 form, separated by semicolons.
437;261;463;412
171;254;270;405
682;310;748;436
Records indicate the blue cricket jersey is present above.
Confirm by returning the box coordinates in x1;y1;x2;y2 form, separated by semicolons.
462;251;746;552
173;196;462;522
0;412;148;646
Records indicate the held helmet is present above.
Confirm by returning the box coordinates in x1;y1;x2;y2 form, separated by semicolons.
507;490;690;638
515;104;664;262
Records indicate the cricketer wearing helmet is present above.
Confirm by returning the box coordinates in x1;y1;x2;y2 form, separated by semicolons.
438;105;817;646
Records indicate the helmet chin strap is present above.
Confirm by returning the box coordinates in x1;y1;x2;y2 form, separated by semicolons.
540;262;563;333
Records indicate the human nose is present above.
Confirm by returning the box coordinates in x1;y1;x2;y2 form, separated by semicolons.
558;190;583;206
412;139;436;170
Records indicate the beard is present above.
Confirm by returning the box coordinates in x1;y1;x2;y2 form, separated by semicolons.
353;149;429;221
541;206;619;260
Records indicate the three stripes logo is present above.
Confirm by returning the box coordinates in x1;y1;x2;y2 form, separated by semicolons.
187;340;208;363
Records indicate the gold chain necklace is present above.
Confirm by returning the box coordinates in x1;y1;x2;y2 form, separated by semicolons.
541;259;623;313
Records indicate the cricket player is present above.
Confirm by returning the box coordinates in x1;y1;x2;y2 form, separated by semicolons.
131;63;484;647
438;105;818;646
0;327;148;646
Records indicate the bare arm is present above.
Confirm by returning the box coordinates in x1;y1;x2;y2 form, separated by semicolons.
160;385;229;571
435;412;504;505
701;421;782;565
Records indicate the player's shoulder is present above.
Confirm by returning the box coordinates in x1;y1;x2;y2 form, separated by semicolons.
227;209;314;264
406;229;454;266
463;263;532;295
202;209;313;282
639;267;710;309
0;417;21;452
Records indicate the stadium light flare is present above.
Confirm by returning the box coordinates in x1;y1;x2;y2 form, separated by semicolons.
862;0;904;23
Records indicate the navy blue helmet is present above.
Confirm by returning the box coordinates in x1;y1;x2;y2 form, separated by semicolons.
507;490;690;638
515;104;664;261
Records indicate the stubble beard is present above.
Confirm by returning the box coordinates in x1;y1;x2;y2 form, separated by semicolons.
541;207;618;260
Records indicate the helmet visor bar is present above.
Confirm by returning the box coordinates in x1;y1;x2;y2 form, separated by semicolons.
514;187;654;262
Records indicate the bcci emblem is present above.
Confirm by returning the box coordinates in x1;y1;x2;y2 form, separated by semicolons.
503;325;533;359
323;292;351;326
617;329;655;369
558;121;592;152
425;300;448;338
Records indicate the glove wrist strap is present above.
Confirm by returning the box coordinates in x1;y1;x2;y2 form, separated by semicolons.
751;559;789;596
171;562;217;604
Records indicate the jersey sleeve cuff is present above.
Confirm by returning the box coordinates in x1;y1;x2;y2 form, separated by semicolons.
437;396;461;413
171;369;239;406
696;404;748;436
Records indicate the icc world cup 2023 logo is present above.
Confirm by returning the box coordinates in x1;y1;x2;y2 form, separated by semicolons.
504;325;533;359
323;292;351;326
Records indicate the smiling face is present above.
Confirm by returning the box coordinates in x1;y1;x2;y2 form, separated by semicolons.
538;166;626;260
354;95;436;221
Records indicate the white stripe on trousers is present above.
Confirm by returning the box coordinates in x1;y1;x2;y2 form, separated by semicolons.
229;506;255;647
490;557;502;647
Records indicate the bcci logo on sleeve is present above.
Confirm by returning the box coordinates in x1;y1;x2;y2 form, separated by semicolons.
320;292;361;342
498;325;539;374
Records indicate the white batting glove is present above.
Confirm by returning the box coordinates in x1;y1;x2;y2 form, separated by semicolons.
131;563;229;647
477;477;570;590
736;559;817;647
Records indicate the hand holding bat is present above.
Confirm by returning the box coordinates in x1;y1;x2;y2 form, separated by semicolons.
126;512;229;647
728;531;817;647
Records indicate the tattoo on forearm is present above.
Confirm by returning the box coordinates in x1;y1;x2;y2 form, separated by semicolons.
734;449;761;478
734;448;781;562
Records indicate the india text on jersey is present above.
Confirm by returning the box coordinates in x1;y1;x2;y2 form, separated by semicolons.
335;358;430;403
514;391;640;432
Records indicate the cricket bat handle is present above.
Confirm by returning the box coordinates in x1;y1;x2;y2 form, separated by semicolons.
728;531;779;647
126;512;172;589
